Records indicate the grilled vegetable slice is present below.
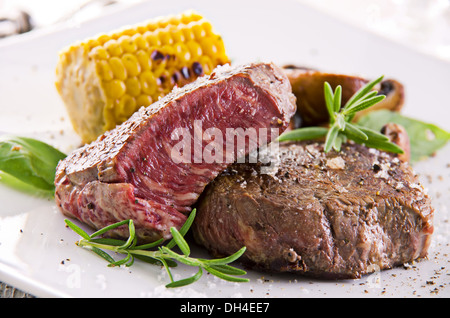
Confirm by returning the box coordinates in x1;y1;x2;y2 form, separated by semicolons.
55;10;229;143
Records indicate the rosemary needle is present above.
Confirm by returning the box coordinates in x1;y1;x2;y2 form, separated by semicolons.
278;75;404;154
65;208;249;288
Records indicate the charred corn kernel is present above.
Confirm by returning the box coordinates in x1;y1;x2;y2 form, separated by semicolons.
55;10;230;143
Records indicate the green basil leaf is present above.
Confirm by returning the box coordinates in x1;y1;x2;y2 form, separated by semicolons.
357;110;450;162
0;135;66;193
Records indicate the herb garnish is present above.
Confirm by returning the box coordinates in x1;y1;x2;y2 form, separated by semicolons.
278;75;404;154
65;208;249;288
358;109;450;163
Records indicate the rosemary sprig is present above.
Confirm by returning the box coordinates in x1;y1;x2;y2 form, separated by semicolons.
278;75;404;154
65;208;249;288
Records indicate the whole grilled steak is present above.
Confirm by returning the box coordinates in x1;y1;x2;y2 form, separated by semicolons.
55;62;296;242
192;141;434;279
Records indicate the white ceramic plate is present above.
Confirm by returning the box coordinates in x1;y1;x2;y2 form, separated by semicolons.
0;0;449;298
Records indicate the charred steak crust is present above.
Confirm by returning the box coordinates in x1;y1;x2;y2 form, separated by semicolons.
55;62;296;242
192;141;434;279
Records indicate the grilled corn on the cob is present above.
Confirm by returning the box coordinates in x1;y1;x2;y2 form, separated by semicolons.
55;10;229;143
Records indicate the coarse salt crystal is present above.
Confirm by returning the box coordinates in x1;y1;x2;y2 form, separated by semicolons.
326;157;345;170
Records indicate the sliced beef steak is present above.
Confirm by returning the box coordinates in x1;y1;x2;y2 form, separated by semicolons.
192;141;434;279
55;62;296;242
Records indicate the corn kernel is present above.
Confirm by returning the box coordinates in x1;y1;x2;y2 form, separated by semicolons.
181;26;196;42
157;29;173;46
115;94;137;118
105;98;114;109
186;41;203;60
97;34;111;45
136;25;148;34
167;15;181;26
200;20;213;36
132;33;149;50
103;106;116;130
157;17;171;29
96;60;114;81
198;56;214;74
118;35;137;53
215;36;226;55
104;39;123;56
136;50;152;71
200;37;218;57
122;53;141;77
144;31;161;47
146;20;158;32
192;23;206;40
89;46;109;60
136;94;153;107
103;79;126;99
169;27;185;43
139;71;157;95
124;77;141;96
87;39;101;49
109;56;127;80
173;42;191;63
181;11;202;24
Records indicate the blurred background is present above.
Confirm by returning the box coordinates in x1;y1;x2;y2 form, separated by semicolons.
1;0;449;62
